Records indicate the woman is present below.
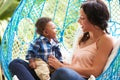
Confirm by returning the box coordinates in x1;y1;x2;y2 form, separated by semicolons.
48;0;114;80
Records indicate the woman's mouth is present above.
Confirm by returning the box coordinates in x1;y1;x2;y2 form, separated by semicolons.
81;26;84;29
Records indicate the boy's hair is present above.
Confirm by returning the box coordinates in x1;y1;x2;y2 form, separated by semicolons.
35;17;52;35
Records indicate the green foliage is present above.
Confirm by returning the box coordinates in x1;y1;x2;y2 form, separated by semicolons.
64;23;79;48
0;0;20;19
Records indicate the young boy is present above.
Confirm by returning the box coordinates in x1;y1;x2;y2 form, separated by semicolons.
26;17;62;80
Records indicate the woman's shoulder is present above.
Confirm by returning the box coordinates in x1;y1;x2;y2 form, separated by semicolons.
98;34;114;42
97;34;114;48
106;34;115;43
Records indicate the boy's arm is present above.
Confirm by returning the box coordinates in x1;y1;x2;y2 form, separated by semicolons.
26;51;36;60
26;40;40;60
26;50;37;69
26;40;41;68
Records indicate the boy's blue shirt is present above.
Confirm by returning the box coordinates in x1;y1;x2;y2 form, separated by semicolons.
26;35;62;62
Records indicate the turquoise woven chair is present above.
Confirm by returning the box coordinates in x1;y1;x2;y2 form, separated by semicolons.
0;0;120;80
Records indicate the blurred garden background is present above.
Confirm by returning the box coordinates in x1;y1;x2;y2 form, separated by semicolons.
0;0;20;79
0;0;20;44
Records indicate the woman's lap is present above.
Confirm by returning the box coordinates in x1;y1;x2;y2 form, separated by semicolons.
50;67;87;80
9;59;40;80
9;59;87;80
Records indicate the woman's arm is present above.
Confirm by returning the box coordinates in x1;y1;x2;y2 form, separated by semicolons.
68;35;114;77
89;35;114;77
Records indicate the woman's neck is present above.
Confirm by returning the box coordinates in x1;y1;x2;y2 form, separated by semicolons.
89;30;105;42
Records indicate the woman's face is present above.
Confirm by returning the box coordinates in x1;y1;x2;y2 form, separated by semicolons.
78;8;93;32
43;21;57;39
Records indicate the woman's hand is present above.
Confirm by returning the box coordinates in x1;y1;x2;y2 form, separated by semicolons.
48;55;63;69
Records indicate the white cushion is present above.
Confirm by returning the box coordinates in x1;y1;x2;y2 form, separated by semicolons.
88;75;96;80
13;75;19;80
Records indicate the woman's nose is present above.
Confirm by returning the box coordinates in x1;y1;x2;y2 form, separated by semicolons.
78;18;82;24
78;18;80;23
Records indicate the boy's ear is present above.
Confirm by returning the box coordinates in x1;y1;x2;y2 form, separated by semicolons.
43;30;48;36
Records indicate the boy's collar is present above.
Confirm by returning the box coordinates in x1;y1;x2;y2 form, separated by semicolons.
39;35;46;40
39;35;59;43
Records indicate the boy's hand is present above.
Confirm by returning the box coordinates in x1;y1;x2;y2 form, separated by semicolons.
29;59;37;69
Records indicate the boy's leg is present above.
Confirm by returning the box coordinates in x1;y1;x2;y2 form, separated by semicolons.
35;59;50;80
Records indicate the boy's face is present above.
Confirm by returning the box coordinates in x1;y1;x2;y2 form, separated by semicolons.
43;21;57;39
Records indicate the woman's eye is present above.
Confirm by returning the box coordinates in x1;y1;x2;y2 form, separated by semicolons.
80;17;85;20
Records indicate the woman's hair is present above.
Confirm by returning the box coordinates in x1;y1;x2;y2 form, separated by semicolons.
35;17;52;35
79;0;110;44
